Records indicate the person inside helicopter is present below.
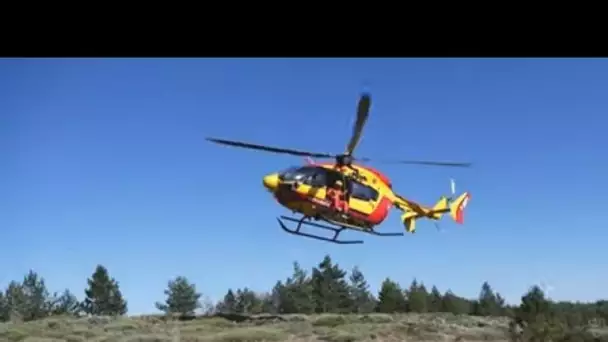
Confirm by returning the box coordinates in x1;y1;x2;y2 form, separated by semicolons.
279;166;350;213
325;174;349;214
278;165;378;205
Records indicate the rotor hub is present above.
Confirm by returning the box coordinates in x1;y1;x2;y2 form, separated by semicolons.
336;154;354;166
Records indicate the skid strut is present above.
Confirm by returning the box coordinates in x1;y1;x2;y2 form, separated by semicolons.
277;215;404;244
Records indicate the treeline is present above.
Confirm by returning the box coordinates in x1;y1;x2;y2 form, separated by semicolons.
1;255;607;334
0;265;126;322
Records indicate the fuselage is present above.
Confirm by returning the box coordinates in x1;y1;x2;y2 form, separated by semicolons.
262;163;396;228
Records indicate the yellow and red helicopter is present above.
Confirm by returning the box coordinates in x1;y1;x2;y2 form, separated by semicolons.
206;93;472;244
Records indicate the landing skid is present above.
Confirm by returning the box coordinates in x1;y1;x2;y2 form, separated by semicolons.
277;215;404;244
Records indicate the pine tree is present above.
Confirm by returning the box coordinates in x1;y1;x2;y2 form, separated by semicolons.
348;266;376;313
50;289;81;316
4;281;25;321
473;281;504;316
258;292;277;314
311;255;352;313
376;278;406;313
1;272;59;322
427;286;443;312
82;265;127;316
234;288;263;314
27;271;52;320
282;262;315;314
510;285;565;342
406;279;428;313
272;262;315;314
515;285;552;325
266;280;289;314
155;276;202;316
216;289;237;313
596;300;608;326
0;291;6;322
441;290;471;315
271;282;291;314
17;271;53;321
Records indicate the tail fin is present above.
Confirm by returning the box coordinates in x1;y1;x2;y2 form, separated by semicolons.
449;192;471;224
401;211;418;233
430;196;449;220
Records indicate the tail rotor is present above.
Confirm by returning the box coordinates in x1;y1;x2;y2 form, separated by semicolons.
435;179;456;233
450;178;456;200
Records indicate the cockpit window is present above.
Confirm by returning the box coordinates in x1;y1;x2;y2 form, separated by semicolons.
279;166;327;186
279;166;309;181
278;166;300;181
278;166;379;201
295;166;324;185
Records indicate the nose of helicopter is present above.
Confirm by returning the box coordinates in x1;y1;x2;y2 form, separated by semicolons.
263;173;279;192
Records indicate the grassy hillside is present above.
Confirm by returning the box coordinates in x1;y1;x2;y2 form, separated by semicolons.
0;313;527;342
2;262;607;341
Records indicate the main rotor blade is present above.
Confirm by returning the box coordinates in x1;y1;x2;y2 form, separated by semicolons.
206;137;336;159
345;93;371;156
351;157;471;168
384;160;472;167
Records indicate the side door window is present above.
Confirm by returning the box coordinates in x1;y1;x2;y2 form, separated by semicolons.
307;169;327;188
350;181;379;202
325;170;345;188
347;180;379;214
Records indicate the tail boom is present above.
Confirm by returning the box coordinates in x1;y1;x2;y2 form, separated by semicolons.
394;191;471;233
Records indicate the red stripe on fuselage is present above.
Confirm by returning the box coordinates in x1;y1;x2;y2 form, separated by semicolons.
366;195;392;225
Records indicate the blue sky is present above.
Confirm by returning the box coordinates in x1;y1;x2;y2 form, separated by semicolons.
2;58;607;314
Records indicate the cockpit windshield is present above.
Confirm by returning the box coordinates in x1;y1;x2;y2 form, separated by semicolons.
278;166;300;181
278;166;321;183
277;165;379;201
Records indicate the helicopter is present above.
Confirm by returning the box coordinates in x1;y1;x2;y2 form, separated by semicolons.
206;92;472;244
